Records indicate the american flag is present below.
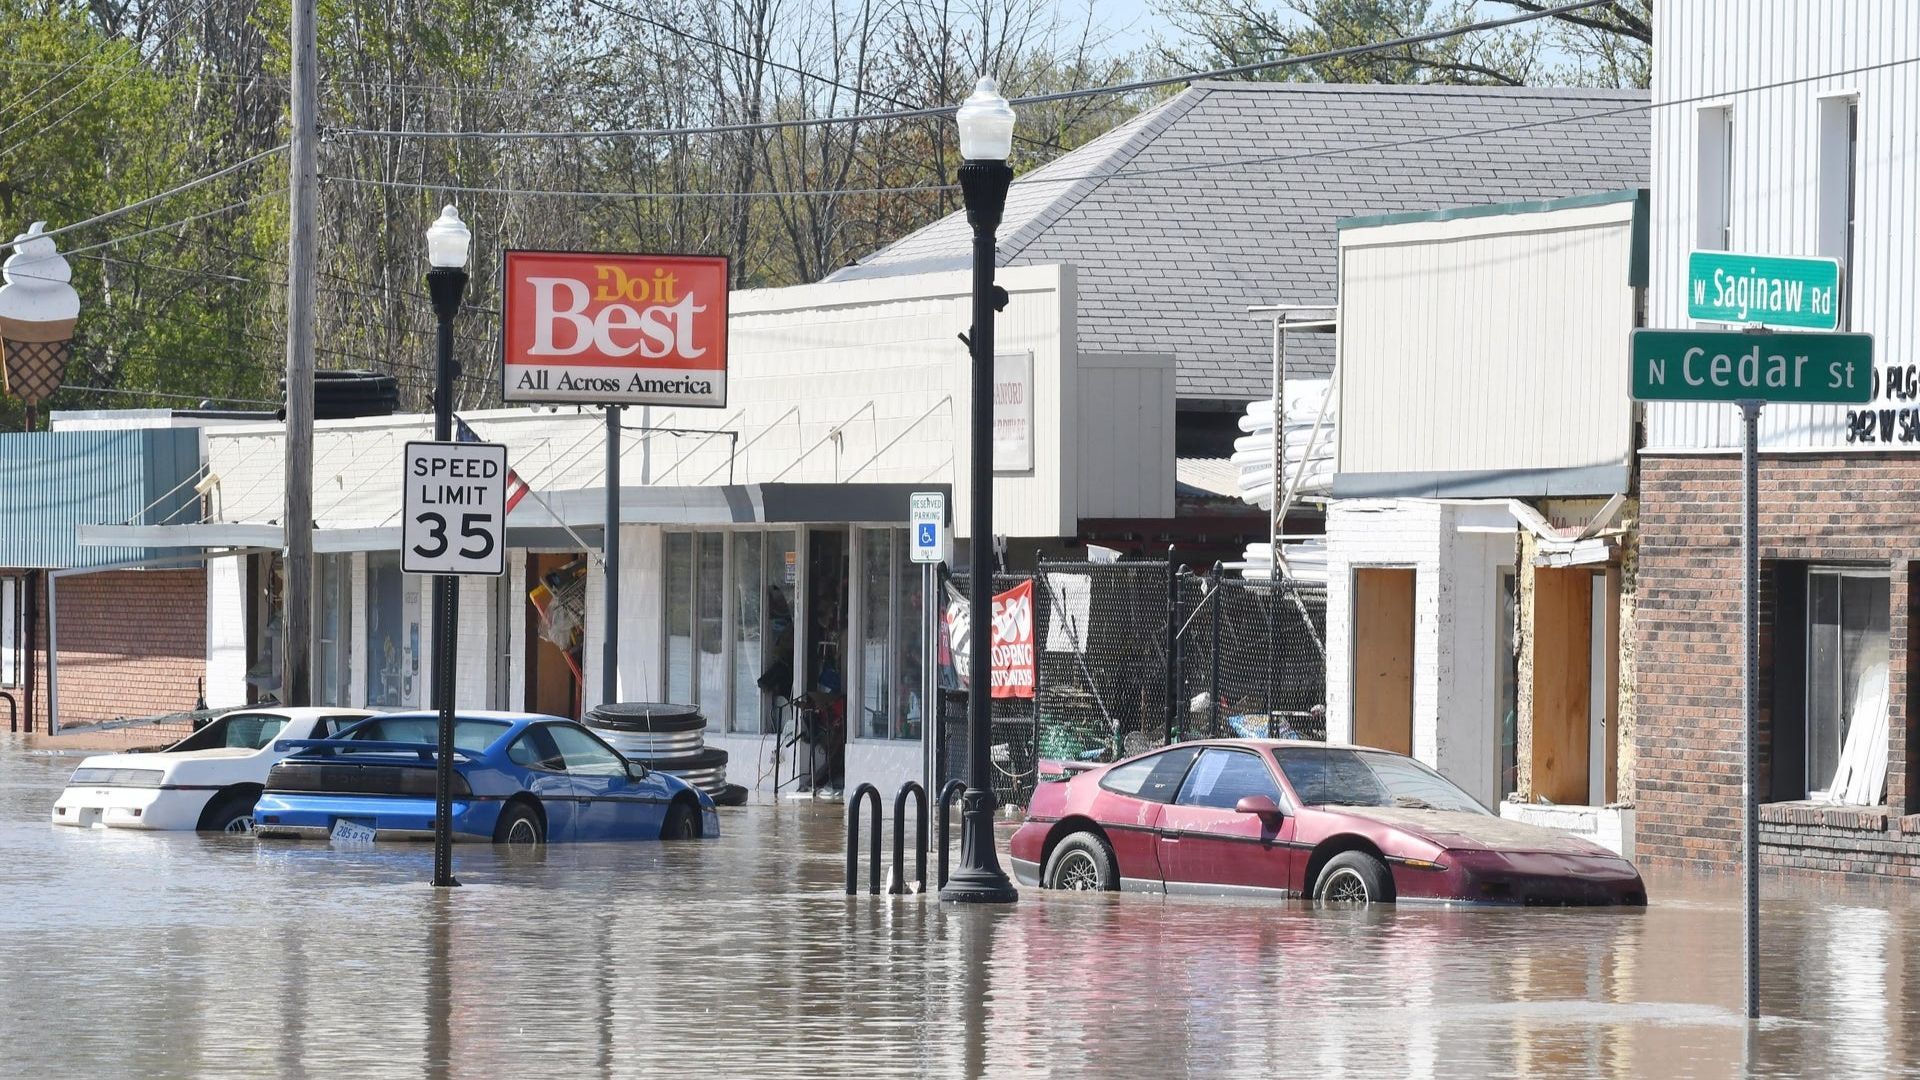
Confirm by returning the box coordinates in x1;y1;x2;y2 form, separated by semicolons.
452;414;531;515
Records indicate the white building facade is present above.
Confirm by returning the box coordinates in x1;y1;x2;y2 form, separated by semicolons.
95;263;1178;802
1324;192;1646;847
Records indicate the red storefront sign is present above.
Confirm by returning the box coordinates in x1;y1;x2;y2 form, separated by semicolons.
502;250;729;407
990;579;1036;699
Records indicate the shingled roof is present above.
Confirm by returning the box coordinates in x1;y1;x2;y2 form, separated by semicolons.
830;81;1649;402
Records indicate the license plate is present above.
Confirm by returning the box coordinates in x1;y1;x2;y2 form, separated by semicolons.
329;818;377;845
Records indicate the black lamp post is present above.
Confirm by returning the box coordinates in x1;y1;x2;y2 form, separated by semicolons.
940;77;1019;905
425;204;470;889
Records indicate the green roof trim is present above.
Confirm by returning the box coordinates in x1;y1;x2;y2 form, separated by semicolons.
1337;188;1647;231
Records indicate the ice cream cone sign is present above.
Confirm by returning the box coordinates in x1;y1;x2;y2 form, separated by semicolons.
0;222;81;425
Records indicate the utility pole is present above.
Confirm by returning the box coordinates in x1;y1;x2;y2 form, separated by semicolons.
281;0;318;707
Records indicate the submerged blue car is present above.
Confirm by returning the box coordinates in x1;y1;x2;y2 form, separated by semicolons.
253;711;719;846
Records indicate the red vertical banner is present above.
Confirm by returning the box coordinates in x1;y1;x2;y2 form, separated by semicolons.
990;579;1036;699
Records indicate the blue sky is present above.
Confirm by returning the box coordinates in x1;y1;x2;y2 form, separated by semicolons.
1097;0;1181;54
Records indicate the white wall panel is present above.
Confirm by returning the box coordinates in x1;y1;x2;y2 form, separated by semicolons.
1647;1;1920;451
1338;198;1640;480
204;557;248;707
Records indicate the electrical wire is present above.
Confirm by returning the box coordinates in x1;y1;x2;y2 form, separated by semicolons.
0;145;286;254
60;188;286;257
0;0;225;150
329;0;1611;140
60;384;280;406
314;52;1920;206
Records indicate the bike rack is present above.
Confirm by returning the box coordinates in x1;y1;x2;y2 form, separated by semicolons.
935;779;967;890
1;691;15;733
844;783;882;895
890;781;928;894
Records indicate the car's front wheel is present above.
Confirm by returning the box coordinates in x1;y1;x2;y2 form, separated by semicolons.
1043;831;1118;891
493;802;545;849
660;799;700;841
200;791;258;834
1314;851;1394;905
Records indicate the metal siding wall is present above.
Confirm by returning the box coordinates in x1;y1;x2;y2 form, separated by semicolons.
1338;205;1637;481
1648;0;1919;451
0;427;200;568
1076;357;1176;519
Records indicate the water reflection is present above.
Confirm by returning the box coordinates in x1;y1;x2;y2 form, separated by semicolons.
1;740;1916;1077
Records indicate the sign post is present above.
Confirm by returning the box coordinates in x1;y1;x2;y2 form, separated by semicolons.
1632;326;1873;1020
403;440;508;886
911;492;948;795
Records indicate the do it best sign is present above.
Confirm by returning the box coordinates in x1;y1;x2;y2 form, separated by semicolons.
502;251;729;407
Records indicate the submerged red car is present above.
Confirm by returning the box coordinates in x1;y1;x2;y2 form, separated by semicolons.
1010;739;1646;906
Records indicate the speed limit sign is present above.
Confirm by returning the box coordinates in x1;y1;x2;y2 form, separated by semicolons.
402;441;508;576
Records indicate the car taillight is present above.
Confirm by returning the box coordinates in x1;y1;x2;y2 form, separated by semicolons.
67;767;164;788
267;762;469;797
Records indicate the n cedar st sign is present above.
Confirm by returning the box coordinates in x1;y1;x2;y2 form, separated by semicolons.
1630;328;1874;405
502;251;730;407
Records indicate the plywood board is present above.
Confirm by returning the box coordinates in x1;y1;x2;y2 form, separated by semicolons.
1352;568;1415;755
1531;568;1592;804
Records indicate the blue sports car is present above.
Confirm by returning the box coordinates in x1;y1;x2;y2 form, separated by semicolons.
252;711;719;846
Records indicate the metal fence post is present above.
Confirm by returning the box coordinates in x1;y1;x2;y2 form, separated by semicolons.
1209;563;1223;737
1165;546;1179;744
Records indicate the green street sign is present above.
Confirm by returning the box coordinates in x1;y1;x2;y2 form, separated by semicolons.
1688;250;1842;330
1631;328;1874;403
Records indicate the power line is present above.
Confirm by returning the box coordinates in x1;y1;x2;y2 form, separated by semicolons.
60;384;280;407
330;0;1610;140
61;188;286;256
0;145;286;254
0;0;224;151
314;52;1920;207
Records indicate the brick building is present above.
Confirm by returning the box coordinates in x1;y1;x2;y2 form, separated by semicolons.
1634;2;1920;877
0;424;208;732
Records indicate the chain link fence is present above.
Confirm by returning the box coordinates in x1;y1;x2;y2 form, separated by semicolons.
944;558;1326;807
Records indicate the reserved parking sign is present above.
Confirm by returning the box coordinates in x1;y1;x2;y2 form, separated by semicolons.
402;440;508;576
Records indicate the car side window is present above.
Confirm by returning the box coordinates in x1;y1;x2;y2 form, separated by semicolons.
318;715;364;738
508;726;566;772
545;725;629;778
1099;745;1201;803
1175;749;1282;810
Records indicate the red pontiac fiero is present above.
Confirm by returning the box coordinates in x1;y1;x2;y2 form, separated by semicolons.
1010;740;1646;906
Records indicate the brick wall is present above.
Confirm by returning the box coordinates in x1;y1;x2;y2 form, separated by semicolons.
1637;453;1920;876
43;568;207;727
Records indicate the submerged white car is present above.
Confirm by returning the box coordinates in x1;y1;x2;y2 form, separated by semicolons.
51;707;374;833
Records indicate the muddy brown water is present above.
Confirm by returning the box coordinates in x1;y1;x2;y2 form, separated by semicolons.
3;736;1916;1078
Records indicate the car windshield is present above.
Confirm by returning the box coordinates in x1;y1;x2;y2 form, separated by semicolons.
340;717;509;752
167;713;290;752
1272;746;1489;815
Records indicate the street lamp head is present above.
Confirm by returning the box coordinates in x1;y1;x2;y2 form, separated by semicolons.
425;205;471;270
956;77;1015;162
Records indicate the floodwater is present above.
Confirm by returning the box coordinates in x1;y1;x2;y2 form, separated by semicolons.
3;738;1918;1079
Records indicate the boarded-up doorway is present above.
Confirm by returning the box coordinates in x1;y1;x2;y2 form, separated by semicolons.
1531;568;1593;804
1352;568;1415;755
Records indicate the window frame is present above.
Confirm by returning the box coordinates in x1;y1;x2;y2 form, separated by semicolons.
0;575;20;690
1802;565;1890;799
1099;745;1204;804
1173;747;1285;811
1696;103;1735;252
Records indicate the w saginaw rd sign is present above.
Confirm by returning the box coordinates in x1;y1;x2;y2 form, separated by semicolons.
1630;328;1874;404
1687;250;1843;331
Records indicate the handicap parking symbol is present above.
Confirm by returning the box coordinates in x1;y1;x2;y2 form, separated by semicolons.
917;523;936;547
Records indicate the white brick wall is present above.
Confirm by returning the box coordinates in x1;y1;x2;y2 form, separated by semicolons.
1327;499;1515;808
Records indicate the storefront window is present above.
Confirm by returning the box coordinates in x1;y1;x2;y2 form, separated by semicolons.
732;533;764;733
365;552;416;707
1806;570;1890;798
895;538;923;740
698;533;727;716
1;576;19;689
315;555;350;706
666;533;693;703
765;530;797;703
860;529;893;739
